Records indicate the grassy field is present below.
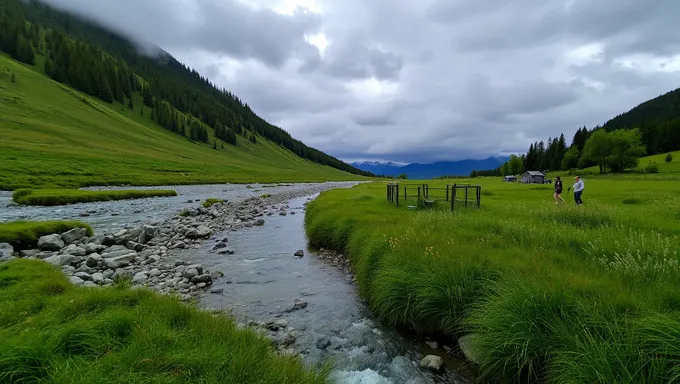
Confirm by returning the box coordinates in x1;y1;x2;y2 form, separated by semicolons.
305;177;680;382
0;259;327;383
578;149;680;176
12;188;177;206
0;54;367;190
0;220;92;250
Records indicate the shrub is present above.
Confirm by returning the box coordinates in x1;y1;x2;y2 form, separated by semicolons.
666;153;673;163
645;162;659;173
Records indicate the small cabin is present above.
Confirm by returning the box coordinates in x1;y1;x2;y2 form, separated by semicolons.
503;175;517;182
522;171;545;184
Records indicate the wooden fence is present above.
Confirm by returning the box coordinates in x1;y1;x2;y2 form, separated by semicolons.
387;183;481;211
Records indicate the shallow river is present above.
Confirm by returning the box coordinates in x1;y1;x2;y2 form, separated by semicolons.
0;183;470;383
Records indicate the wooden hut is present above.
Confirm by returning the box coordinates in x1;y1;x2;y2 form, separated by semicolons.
521;171;545;184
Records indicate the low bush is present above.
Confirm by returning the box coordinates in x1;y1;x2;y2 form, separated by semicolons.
202;198;224;208
0;260;327;383
12;189;177;206
0;221;93;250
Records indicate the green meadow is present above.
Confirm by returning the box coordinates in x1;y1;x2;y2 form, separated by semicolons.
305;177;680;382
12;188;177;206
0;260;327;383
0;54;366;190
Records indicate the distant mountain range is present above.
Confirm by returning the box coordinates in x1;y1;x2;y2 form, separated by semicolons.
350;157;508;179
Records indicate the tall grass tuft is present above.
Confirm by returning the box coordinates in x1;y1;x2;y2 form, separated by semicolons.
12;188;177;206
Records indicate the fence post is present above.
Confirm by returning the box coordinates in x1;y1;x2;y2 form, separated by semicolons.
404;186;407;201
465;185;468;207
451;184;456;212
446;185;449;202
477;186;481;208
418;186;421;202
396;184;399;207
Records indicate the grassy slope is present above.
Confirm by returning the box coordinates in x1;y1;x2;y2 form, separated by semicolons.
578;149;680;175
305;178;680;382
0;54;366;189
0;260;327;383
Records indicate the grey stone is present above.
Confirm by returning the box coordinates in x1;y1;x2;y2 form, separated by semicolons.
0;243;14;260
213;242;227;250
44;255;62;267
425;341;439;350
183;268;199;280
38;234;64;251
61;228;87;244
92;272;104;283
253;219;265;226
85;254;102;268
190;274;212;284
60;254;81;266
289;298;308;311
419;355;444;372
196;225;212;238
103;269;115;279
74;272;93;281
294;250;304;257
84;243;106;255
69;276;85;285
278;332;297;347
149;268;162;277
187;264;203;275
184;229;199;239
210;288;224;294
218;248;234;255
61;265;76;275
138;225;158;244
132;272;148;284
19;249;39;258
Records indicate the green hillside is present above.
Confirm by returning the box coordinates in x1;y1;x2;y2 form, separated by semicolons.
0;0;373;189
0;54;366;189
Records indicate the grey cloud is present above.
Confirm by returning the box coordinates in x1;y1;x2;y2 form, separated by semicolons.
39;0;680;164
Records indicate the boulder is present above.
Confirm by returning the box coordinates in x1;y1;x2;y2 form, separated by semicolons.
218;248;235;255
69;276;85;285
84;243;106;255
61;228;87;244
183;268;199;280
19;249;39;258
425;341;439;350
132;272;148;284
287;298;308;312
196;225;213;238
294;250;304;257
92;272;104;283
419;355;444;372
149;268;162;277
0;243;14;260
184;229;199;239
44;255;62;267
74;271;93;281
210;288;224;294
190;274;212;284
253;219;265;226
85;254;103;268
138;225;158;244
38;234;64;251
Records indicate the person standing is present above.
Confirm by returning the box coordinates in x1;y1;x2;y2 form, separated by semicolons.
554;176;564;204
572;176;584;205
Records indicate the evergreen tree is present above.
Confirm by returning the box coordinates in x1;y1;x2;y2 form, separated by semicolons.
666;153;674;163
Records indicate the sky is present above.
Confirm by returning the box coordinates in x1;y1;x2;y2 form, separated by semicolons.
41;0;680;164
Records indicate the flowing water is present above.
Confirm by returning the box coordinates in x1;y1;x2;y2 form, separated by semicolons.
1;183;471;383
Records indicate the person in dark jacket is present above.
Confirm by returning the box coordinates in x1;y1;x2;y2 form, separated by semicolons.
553;176;564;204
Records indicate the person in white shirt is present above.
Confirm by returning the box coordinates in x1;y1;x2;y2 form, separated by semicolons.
572;176;584;205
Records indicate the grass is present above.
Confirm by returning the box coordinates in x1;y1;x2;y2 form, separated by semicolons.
0;53;368;190
0;220;93;250
305;177;680;382
202;198;224;208
0;259;327;383
12;188;177;206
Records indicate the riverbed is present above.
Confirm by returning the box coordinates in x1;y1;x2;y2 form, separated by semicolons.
0;182;470;383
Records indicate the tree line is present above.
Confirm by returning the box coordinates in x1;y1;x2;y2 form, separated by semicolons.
0;0;374;177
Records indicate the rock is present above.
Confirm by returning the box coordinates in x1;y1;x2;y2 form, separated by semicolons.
132;272;148;284
458;334;482;365
113;269;132;281
290;212;296;215
61;227;87;244
84;243;106;255
419;355;444;372
69;276;85;285
289;298;308;312
61;265;76;275
60;254;81;266
92;272;104;283
74;271;93;281
278;332;297;347
279;211;287;216
218;248;234;255
67;245;87;257
316;338;332;350
85;254;102;268
0;243;14;260
190;274;212;284
44;255;62;267
253;219;265;226
138;225;158;244
210;288;224;294
183;268;199;280
149;268;162;277
170;242;186;249
184;228;199;239
210;270;224;279
38;234;64;251
19;249;39;258
6;202;18;207
196;225;213;238
213;242;227;250
425;341;439;350
294;250;304;257
79;212;90;217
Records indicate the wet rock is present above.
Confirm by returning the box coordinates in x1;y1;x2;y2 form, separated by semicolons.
294;250;304;257
316;338;331;350
213;242;227;250
277;332;297;347
149;268;162;277
184;228;199;239
85;243;106;255
210;288;224;294
61;265;76;275
38;234;64;251
420;355;444;372
190;274;212;284
210;270;224;279
132;272;148;284
79;212;90;217
279;211;287;216
253;219;265;226
85;254;102;268
138;225;158;244
69;276;85;285
183;268;199;280
61;228;87;244
196;225;213;238
170;241;186;249
458;334;482;365
6;202;18;207
218;248;234;255
0;243;14;261
92;272;104;283
425;341;439;350
288;298;308;312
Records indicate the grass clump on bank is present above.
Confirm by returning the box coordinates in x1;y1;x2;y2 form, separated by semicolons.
305;178;680;382
12;188;177;206
0;259;327;383
202;198;224;208
0;220;92;250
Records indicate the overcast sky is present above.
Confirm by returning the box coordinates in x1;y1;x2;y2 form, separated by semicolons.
42;0;680;163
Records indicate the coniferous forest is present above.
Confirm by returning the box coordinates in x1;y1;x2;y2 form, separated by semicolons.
0;0;373;177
